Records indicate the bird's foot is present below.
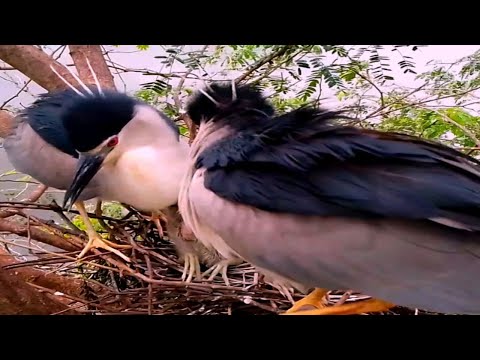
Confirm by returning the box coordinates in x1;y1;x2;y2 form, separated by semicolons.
202;258;243;286
77;231;132;263
180;252;202;283
144;211;168;238
266;279;296;305
283;288;394;315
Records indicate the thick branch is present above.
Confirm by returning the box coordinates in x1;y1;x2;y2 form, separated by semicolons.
69;45;116;89
0;218;79;252
0;110;13;138
0;45;79;91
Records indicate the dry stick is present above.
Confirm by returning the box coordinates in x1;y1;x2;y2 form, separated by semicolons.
242;297;277;313
0;184;47;219
0;79;33;110
144;254;153;315
0;201;133;223
0;218;79;252
29;283;116;314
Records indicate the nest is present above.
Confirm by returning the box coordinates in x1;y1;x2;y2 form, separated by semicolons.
0;199;446;315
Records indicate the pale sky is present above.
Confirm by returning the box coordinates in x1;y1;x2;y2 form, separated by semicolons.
0;45;479;110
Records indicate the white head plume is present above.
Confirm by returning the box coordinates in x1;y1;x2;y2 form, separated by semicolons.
49;55;104;97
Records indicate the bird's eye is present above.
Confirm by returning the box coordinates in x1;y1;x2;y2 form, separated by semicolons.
107;136;119;148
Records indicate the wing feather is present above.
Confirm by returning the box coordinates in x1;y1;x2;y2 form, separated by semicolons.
199;107;480;231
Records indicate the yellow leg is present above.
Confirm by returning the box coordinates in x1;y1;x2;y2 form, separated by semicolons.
283;288;395;315
75;201;132;262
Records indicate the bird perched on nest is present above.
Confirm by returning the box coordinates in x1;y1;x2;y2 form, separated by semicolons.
162;205;229;283
3;60;191;266
178;80;480;315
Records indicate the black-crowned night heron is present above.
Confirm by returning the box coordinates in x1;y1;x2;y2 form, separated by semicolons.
178;81;480;315
3;62;190;265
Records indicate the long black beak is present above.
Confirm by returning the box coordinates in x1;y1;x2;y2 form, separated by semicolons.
63;153;105;210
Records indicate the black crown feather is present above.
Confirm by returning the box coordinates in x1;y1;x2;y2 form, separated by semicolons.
186;81;275;125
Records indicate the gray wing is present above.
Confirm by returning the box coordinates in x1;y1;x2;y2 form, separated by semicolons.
189;171;480;314
3;119;99;200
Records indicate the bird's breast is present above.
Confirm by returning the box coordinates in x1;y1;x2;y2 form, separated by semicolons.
100;146;188;212
178;167;240;260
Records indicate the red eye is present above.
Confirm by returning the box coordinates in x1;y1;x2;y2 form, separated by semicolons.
107;136;119;147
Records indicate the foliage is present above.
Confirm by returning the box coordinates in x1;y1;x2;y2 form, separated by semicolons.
379;107;480;147
125;45;480;153
71;202;126;235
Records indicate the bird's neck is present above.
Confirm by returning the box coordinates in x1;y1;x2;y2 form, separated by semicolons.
178;121;232;242
189;121;233;160
98;139;189;212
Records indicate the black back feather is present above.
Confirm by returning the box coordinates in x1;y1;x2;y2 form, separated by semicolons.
22;89;83;157
194;82;480;231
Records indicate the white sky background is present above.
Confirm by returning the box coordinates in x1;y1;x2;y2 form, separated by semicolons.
0;45;479;111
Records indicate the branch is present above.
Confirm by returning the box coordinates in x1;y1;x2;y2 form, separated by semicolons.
235;46;293;83
0;79;32;110
355;70;385;107
364;84;480;121
251;47;308;85
0;219;80;252
0;45;80;91
364;83;428;119
0;184;47;219
420;106;480;147
69;45;116;90
172;45;209;109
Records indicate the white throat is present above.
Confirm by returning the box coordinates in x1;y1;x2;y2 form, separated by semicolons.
98;105;190;212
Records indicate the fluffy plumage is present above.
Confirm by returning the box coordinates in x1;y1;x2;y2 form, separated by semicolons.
186;81;275;129
189;85;480;231
180;81;480;313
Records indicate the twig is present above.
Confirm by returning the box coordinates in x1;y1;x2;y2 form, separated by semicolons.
365;85;480;121
172;45;209;110
0;184;47;219
145;254;153;315
251;47;308;85
236;46;292;84
0;79;32;110
29;283;115;314
421;106;480;147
